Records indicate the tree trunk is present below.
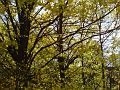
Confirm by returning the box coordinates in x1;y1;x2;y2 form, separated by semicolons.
57;4;65;88
11;2;32;89
98;20;106;90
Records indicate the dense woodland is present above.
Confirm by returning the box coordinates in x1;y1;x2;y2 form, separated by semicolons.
0;0;120;90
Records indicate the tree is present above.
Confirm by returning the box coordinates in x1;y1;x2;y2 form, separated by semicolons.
0;0;120;89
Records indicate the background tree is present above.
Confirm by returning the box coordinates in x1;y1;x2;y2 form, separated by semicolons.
0;0;120;89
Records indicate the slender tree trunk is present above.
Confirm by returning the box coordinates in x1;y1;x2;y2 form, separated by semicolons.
98;21;106;90
81;44;85;86
81;60;85;85
80;24;86;88
57;4;65;88
102;63;105;89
